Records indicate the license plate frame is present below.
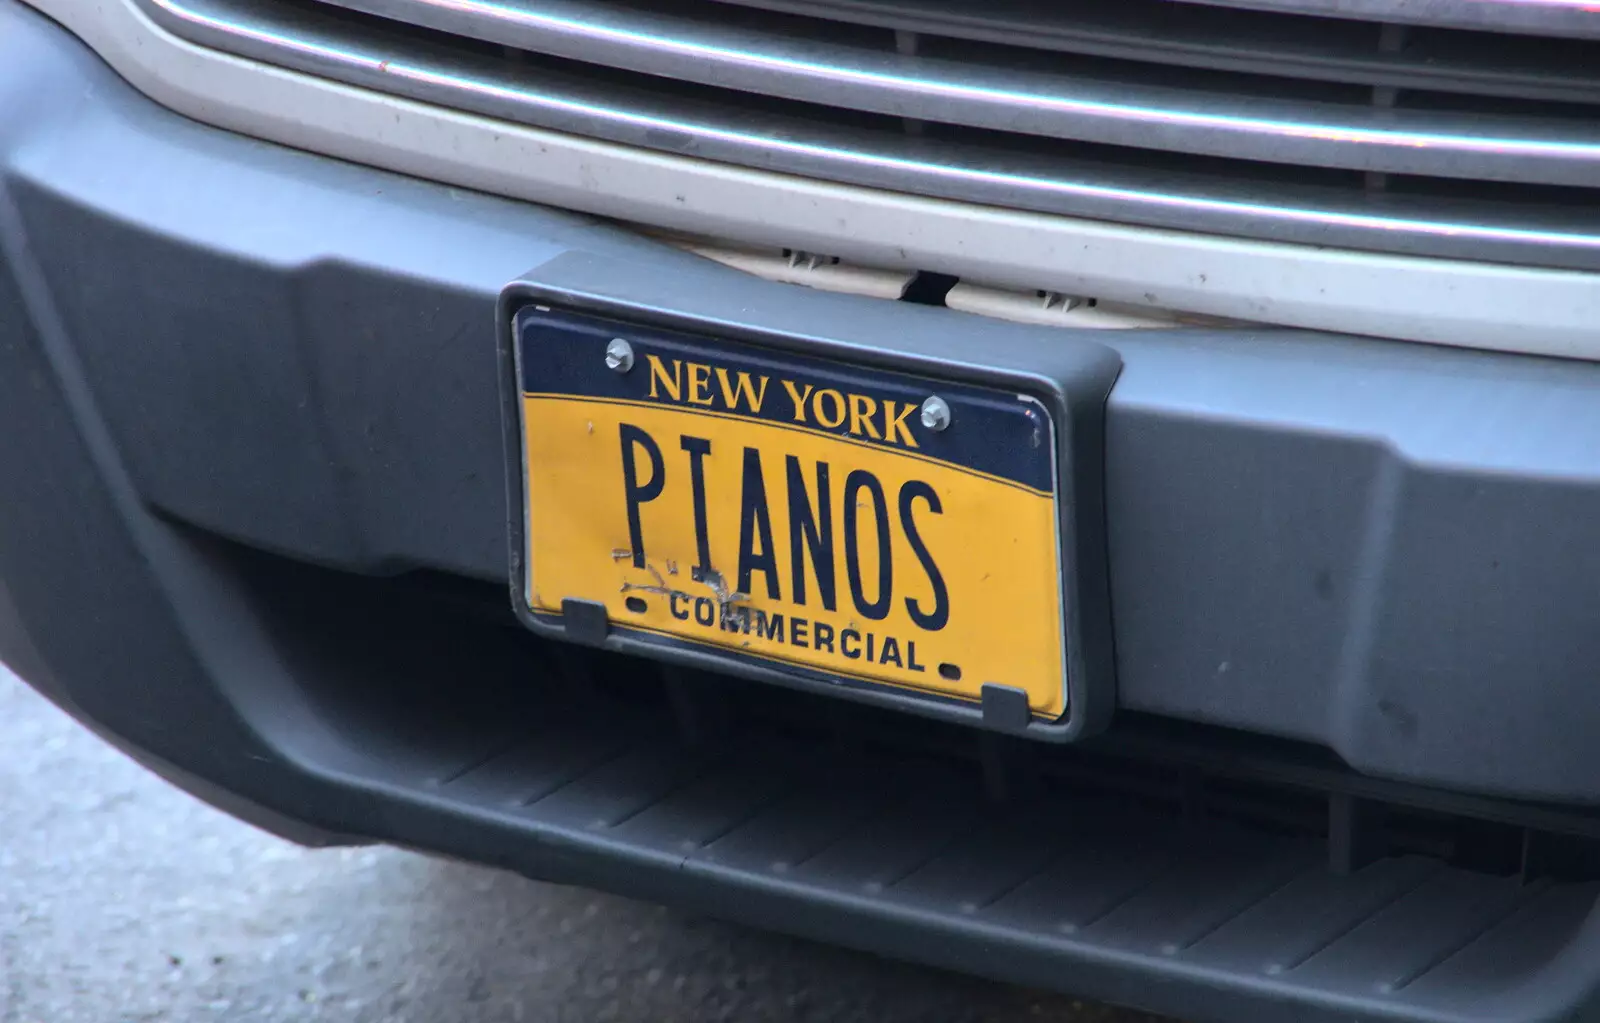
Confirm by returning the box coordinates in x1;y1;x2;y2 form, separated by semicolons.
498;263;1120;742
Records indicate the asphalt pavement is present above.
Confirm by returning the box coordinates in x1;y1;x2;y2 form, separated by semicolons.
0;665;1174;1023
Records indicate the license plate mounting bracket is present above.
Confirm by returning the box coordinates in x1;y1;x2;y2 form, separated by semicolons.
499;253;1121;742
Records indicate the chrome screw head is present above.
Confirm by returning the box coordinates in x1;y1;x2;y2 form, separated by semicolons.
604;338;635;373
920;395;951;432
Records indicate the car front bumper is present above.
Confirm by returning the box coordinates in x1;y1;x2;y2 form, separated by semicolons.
8;5;1600;1021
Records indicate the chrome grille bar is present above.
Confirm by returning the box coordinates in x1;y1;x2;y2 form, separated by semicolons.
710;0;1600;105
295;0;1600;188
1174;0;1600;40
136;0;1600;270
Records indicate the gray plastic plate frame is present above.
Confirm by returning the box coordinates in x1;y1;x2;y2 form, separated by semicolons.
497;253;1122;742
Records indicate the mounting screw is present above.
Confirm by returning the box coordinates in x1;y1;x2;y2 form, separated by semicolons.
605;338;635;373
920;395;951;432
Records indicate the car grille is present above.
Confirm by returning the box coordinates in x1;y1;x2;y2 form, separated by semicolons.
140;0;1600;270
217;540;1600;1019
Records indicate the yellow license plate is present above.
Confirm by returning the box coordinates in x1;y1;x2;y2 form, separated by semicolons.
514;309;1069;719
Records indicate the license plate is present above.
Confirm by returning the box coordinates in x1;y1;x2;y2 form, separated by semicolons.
510;306;1069;720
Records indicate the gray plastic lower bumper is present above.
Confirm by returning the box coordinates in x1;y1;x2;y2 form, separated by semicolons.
9;0;1600;802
